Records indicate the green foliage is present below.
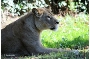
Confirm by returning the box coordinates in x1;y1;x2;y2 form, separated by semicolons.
1;0;47;16
1;1;32;16
41;14;89;49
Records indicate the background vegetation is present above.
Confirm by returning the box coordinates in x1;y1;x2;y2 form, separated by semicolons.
1;0;89;59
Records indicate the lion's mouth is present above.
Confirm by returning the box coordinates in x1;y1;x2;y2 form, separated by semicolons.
50;25;59;31
50;27;55;30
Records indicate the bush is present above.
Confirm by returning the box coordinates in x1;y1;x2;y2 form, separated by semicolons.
1;0;48;16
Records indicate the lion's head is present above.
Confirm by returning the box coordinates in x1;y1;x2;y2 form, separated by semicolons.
32;8;59;31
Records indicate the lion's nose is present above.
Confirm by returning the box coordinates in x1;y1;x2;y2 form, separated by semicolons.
55;21;59;24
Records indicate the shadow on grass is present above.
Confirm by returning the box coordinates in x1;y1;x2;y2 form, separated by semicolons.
1;50;89;59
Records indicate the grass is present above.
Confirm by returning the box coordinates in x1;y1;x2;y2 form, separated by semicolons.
2;50;89;59
41;13;89;49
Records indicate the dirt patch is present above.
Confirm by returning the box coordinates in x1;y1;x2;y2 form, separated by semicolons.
1;10;20;29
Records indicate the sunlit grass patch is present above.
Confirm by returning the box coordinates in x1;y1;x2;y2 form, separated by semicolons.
41;14;89;49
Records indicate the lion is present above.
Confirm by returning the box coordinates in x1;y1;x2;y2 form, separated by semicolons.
1;7;63;56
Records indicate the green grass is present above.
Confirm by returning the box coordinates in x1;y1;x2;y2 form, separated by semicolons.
2;50;89;59
41;13;89;49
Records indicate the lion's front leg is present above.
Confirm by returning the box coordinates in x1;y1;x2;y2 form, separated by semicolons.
22;38;60;55
36;47;61;55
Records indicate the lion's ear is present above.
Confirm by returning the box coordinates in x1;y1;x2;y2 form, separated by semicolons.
32;8;43;17
32;8;38;15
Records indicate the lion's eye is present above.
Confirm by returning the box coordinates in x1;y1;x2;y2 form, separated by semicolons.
47;16;51;20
